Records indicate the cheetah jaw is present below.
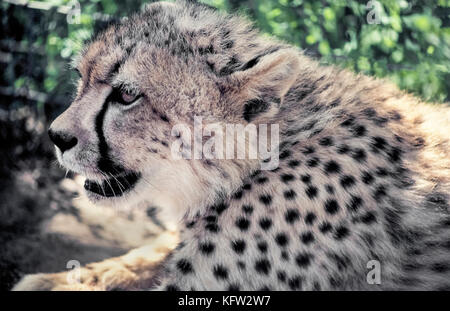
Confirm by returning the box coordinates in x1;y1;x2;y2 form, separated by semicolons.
84;171;141;197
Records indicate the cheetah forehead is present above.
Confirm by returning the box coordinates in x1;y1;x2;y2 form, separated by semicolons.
74;1;284;77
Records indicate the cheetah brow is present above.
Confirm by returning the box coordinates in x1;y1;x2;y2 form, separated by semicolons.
94;58;126;85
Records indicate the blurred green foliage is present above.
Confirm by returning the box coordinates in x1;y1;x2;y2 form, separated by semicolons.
206;0;450;103
0;0;449;118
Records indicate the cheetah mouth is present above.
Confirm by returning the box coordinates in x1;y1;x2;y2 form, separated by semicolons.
84;172;141;197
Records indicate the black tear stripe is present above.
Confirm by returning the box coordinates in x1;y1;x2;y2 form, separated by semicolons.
95;93;125;175
94;45;136;175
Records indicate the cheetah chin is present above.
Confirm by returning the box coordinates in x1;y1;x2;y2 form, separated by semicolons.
84;171;141;197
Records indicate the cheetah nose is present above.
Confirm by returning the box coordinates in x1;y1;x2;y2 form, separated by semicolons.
48;128;78;153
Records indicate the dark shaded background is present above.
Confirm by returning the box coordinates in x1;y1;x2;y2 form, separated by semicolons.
0;0;449;290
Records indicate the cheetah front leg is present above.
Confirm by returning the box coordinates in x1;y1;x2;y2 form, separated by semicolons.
12;232;178;291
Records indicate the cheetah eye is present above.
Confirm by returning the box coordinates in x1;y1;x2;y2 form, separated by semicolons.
120;90;139;105
112;87;142;106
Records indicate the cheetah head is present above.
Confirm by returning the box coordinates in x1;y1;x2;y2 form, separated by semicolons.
48;1;300;216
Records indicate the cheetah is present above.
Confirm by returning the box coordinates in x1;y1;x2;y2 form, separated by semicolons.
13;0;450;291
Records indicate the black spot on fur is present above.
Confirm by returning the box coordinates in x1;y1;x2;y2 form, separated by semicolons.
351;124;366;137
305;212;317;225
337;144;350;154
256;176;269;184
324;199;340;214
361;171;375;185
232;190;243;200
376;167;389;177
324;160;341;174
242;204;253;215
205;215;217;223
237;261;246;269
257;241;268;253
341;116;355;127
374;116;389;127
388;147;402;162
340;175;356;189
199;242;215;255
319;136;334;146
328;253;351;271
329;276;343;289
176;259;194;274
186;220;196;229
284;189;297;200
346;196;363;212
319;222;332;233
231;240;246;254
275;233;289;247
279;150;291;159
301;174;312;184
300;231;315;245
295;253;312;268
259;194;272;206
205;222;220;233
255;259;271;275
301;146;315;155
371;136;387;151
351;148;367;162
235;217;250;231
285;209;300;223
213;265;229;280
288;160;301;168
325;184;335;194
227;284;240;291
259;218;273;230
363;108;377;118
277;271;287;282
305;186;319;199
334;226;350;240
288;276;303;290
306;157;320;167
281;173;295;183
212;202;228;215
374;185;387;199
361;211;377;224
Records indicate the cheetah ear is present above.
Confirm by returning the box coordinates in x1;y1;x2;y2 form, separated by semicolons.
231;48;300;122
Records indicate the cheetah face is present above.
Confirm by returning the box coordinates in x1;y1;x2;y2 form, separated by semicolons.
48;2;299;210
